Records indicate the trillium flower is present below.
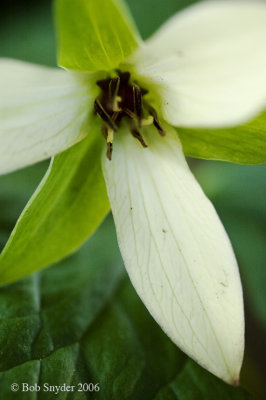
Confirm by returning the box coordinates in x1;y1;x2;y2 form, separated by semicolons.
0;0;266;385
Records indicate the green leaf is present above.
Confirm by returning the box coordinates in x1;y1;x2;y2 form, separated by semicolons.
194;163;266;330
193;162;266;399
56;0;140;72
178;111;266;164
154;360;253;400
0;126;110;286
0;4;56;67
0;217;254;399
0;163;47;240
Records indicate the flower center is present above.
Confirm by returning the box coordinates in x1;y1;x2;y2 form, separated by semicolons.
94;71;165;160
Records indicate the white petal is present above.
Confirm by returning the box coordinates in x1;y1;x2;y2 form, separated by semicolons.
125;1;266;127
0;59;95;175
102;125;244;383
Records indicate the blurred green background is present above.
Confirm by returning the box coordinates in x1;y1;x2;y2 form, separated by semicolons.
0;0;265;399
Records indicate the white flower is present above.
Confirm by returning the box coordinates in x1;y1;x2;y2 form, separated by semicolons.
1;0;266;384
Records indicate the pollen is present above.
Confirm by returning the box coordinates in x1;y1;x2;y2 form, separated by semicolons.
94;71;165;160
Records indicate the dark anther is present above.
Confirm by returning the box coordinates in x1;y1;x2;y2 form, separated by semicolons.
145;104;166;136
119;71;130;84
108;77;120;110
111;111;120;124
132;85;142;127
94;98;118;131
107;142;113;160
140;87;148;96
123;107;137;120
96;79;109;91
95;71;165;159
130;125;148;148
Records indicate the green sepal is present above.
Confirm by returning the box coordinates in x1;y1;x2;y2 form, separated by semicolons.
178;111;266;164
0;125;110;285
55;0;141;72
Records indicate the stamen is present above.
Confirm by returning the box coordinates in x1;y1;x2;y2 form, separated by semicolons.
106;128;114;160
132;85;142;127
107;142;113;160
108;77;120;110
119;71;130;85
145;104;165;136
153;119;166;136
94;71;165;159
111;111;120;123
94;98;118;131
96;79;109;91
124;108;138;121
130;123;148;148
